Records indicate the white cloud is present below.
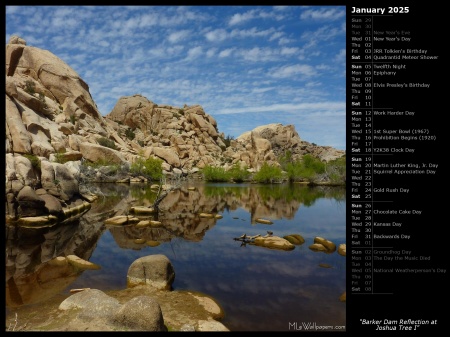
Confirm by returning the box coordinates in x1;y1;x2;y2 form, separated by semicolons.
280;47;299;55
228;8;285;26
228;10;257;25
270;64;316;79
185;46;203;60
205;28;228;42
239;47;277;62
214;102;345;115
218;48;234;58
206;48;218;58
300;7;345;21
335;48;346;63
230;27;277;38
168;30;191;43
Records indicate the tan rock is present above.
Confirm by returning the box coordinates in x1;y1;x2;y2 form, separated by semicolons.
6;95;32;154
338;243;346;256
129;206;156;215
314;236;336;253
66;255;101;270
79;142;126;165
253;236;295;251
153;147;181;168
283;234;305;245
309;243;328;252
255;218;273;225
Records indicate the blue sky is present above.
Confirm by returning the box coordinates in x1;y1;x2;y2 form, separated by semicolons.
6;6;346;150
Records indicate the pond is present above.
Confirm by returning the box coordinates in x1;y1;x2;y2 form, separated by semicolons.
5;181;346;332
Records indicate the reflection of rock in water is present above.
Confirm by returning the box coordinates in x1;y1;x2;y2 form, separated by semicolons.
153;186;221;241
109;227;174;249
107;185;225;248
5;197;111;308
106;183;345;248
201;184;305;224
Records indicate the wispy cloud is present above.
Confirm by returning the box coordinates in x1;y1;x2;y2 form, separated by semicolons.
215;102;345;115
300;7;345;21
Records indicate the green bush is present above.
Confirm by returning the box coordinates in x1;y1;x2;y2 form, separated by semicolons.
253;162;283;183
125;128;135;140
229;163;250;182
326;156;346;184
279;150;293;171
97;137;117;150
285;154;326;182
202;165;231;182
130;156;163;181
303;154;326;173
82;158;109;168
23;154;41;171
54;153;70;164
24;80;35;95
223;135;234;148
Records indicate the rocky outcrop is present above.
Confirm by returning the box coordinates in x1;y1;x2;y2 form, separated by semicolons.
105;96;225;170
5;36;131;224
5;35;345;224
223;123;345;170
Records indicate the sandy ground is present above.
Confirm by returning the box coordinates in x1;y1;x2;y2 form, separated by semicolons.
5;285;227;332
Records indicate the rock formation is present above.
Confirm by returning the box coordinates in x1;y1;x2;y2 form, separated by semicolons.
5;35;345;224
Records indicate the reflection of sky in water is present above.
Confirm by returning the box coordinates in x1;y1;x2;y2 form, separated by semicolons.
68;187;346;331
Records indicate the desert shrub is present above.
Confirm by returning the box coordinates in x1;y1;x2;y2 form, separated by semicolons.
253;162;284;183
285;154;326;182
24;80;35;95
278;150;293;171
229;163;250;182
23;154;41;171
125;128;135;140
81;158;111;168
302;154;326;173
130;156;163;181
202;165;231;182
223;134;234;148
54;153;70;164
326;156;346;184
97;137;117;150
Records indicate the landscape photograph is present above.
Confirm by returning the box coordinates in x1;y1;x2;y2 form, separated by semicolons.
5;5;346;332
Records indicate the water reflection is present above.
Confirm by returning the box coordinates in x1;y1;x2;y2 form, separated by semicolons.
5;182;346;331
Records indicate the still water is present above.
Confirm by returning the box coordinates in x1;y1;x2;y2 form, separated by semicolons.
6;182;346;331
